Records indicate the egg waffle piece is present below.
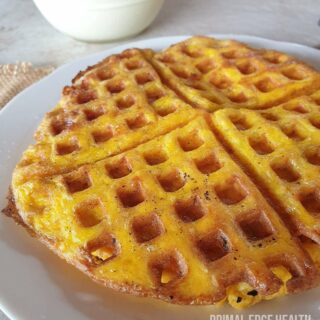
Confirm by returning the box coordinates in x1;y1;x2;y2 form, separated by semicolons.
150;36;320;112
15;48;198;181
258;89;320;140
211;108;320;245
9;117;318;308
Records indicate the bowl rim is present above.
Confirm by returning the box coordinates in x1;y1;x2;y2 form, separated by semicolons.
33;0;164;11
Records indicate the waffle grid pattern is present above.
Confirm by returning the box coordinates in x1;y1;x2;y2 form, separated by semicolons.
212;108;320;243
14;117;317;305
151;37;320;112
16;49;197;180
9;37;320;308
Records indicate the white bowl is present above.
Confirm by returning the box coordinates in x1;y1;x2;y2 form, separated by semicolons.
33;0;165;42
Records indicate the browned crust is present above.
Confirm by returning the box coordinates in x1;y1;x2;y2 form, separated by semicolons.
3;189;36;236
71;48;150;85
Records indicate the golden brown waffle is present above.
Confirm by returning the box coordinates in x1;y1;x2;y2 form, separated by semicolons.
10;117;319;307
259;88;320;140
211;108;320;243
5;36;320;309
150;36;320;112
16;48;197;182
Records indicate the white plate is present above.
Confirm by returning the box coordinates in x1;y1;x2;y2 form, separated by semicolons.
1;35;320;320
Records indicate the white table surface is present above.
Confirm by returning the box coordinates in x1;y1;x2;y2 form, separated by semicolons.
1;0;320;319
1;0;320;67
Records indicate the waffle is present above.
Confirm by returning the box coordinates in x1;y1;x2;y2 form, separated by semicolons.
5;36;320;309
15;48;197;182
150;36;320;112
9;117;318;308
211;108;320;243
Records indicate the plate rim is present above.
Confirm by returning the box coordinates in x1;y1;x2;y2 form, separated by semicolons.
1;33;320;117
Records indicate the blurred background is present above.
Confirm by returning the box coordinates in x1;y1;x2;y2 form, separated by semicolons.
1;0;319;67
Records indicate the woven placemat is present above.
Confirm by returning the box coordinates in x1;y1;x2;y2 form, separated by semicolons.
0;62;54;109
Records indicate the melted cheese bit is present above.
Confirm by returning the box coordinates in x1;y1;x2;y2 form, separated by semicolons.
227;282;261;309
226;266;292;309
92;247;114;261
160;269;176;284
